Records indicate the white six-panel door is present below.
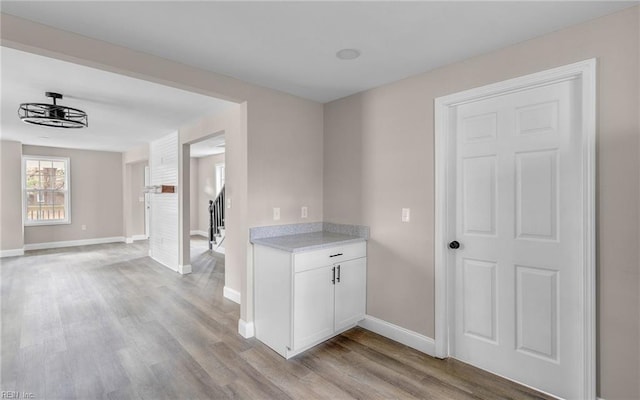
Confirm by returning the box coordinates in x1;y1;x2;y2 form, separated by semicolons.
452;78;583;398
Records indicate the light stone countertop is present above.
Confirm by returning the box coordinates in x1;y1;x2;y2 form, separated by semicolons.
251;231;366;253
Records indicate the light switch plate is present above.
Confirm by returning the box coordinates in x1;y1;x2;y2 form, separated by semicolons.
273;207;281;221
301;206;308;218
402;208;410;222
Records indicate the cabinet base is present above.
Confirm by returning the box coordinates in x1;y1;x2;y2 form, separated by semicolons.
284;321;361;359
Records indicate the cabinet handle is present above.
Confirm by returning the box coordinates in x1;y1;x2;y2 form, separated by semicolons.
332;266;336;284
329;253;343;258
337;265;341;283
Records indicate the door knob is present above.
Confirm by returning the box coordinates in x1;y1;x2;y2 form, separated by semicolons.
449;241;460;249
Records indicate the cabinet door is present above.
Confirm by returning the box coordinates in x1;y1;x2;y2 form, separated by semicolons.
293;265;335;351
334;257;367;332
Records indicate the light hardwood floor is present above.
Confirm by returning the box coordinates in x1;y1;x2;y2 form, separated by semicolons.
1;237;552;399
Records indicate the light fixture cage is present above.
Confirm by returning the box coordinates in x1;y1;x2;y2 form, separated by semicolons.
18;92;88;129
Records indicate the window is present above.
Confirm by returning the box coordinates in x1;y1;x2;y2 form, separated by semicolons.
216;163;225;195
23;156;70;225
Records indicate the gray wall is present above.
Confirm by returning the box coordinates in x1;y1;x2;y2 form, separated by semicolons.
22;145;123;244
190;157;199;232
323;7;639;400
129;161;146;237
198;153;225;232
189;154;225;233
0;141;24;252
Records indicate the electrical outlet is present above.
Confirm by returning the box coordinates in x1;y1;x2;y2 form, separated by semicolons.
301;206;308;218
273;207;281;221
402;208;410;222
81;224;87;231
226;198;232;209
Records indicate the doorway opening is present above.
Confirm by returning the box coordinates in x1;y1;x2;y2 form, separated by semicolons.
187;133;226;267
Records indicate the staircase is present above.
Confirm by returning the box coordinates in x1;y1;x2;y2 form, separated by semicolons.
209;185;225;254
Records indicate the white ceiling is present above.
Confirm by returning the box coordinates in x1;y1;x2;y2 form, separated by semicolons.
191;135;225;158
1;1;637;103
1;47;236;152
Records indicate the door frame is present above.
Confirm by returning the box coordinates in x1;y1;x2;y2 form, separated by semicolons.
434;59;596;399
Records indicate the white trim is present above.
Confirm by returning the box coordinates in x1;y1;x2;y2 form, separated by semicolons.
150;255;177;272
125;237;134;244
132;234;148;241
24;236;125;251
190;230;208;237
434;59;596;399
0;248;25;258
223;286;241;304
178;264;192;275
358;315;436;356
238;319;254;338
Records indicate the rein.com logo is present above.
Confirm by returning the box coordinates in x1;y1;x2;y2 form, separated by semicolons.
1;392;35;399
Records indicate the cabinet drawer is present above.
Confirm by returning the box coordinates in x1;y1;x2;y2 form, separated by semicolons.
294;242;366;272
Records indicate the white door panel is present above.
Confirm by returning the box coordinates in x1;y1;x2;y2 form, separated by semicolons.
453;79;582;398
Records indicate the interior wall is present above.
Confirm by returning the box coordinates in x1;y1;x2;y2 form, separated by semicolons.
149;132;179;271
180;106;244;297
189;157;199;233
129;161;146;237
197;153;225;232
0;14;326;324
0;141;24;253
122;144;148;241
22;145;123;245
247;95;324;226
323;7;639;400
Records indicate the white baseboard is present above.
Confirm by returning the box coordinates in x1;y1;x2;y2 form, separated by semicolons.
238;319;255;338
223;286;241;304
150;255;177;272
24;236;126;251
178;264;192;275
126;235;148;244
358;314;436;356
0;248;25;258
190;230;208;237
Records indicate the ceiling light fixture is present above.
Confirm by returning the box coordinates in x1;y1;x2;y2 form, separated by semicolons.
18;92;88;129
336;48;361;60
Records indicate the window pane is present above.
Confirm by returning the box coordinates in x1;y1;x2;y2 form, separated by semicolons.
26;160;40;175
40;205;54;221
53;196;66;219
54;174;66;190
53;192;65;206
25;172;42;189
25;193;41;222
26;190;40;207
52;161;65;173
42;167;57;189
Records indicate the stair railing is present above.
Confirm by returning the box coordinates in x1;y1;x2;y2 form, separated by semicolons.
208;185;225;250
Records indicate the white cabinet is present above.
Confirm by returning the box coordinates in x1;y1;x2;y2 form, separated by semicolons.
334;257;367;332
254;241;366;358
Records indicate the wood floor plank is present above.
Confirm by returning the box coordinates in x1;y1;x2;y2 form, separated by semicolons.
1;237;554;399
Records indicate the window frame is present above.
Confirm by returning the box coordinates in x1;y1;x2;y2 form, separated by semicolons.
22;155;71;226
